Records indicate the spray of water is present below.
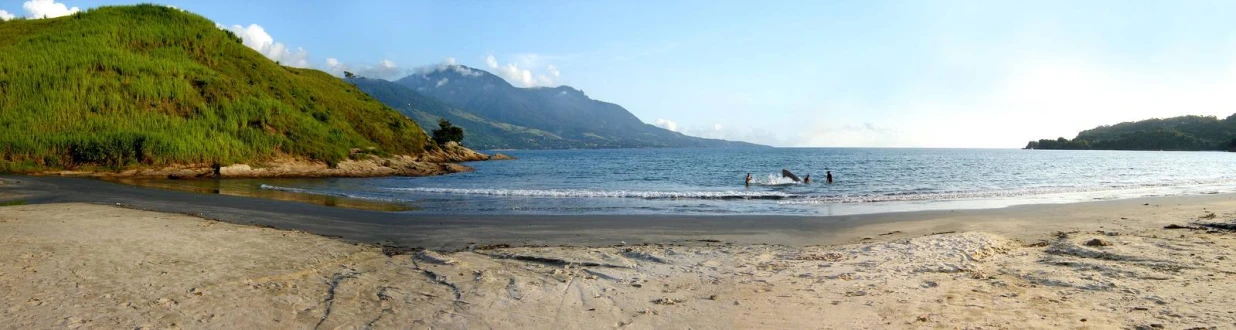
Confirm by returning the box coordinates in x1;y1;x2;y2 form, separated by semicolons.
753;173;800;186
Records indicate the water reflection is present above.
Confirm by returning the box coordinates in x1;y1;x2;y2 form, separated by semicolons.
103;178;417;212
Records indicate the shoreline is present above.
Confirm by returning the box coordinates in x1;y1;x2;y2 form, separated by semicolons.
2;201;1233;328
3;177;1236;328
16;143;514;180
2;175;1234;250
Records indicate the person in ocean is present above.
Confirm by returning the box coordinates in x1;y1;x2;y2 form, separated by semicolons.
803;174;811;183
745;173;752;186
826;171;833;184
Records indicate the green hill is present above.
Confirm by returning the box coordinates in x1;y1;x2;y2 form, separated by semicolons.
0;5;433;173
1025;114;1236;151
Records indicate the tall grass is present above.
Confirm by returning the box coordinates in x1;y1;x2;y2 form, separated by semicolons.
0;5;432;172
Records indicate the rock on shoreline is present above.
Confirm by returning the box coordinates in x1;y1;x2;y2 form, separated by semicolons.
34;141;506;179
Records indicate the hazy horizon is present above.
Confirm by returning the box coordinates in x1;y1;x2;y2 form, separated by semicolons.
4;0;1235;148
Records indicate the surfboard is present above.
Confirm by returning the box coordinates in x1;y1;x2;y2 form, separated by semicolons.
781;169;801;182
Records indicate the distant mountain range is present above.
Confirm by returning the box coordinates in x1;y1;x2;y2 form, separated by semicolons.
1025;114;1236;151
351;65;765;149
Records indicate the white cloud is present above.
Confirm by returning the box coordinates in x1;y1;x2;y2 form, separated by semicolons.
22;0;78;19
354;59;404;79
224;24;310;68
535;74;555;86
0;10;14;21
485;54;560;87
324;57;409;80
324;57;351;76
436;78;449;87
410;57;482;79
654;118;679;132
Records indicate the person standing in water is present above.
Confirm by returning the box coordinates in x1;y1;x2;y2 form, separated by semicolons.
803;174;811;183
745;173;752;187
826;171;833;184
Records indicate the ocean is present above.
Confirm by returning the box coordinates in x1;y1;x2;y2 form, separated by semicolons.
255;148;1236;216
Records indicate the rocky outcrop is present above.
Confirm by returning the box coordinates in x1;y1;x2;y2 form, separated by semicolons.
34;142;512;179
210;155;472;178
55;156;471;179
489;153;517;160
417;141;491;162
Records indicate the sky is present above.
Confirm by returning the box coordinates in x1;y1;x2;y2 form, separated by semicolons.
4;0;1236;148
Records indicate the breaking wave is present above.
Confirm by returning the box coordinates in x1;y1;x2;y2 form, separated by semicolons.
259;184;405;202
382;179;1236;204
384;187;795;200
260;177;1236;207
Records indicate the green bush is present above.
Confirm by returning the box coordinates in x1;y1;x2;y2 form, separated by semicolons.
432;119;464;146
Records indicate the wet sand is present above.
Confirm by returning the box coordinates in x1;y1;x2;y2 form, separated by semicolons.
3;176;1236;328
2;202;1235;329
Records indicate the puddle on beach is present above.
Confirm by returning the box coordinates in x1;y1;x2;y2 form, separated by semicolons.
102;178;417;212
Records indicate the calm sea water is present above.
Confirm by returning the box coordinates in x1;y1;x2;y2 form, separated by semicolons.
258;148;1236;216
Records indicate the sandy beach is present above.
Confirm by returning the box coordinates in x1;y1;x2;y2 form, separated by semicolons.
2;177;1236;329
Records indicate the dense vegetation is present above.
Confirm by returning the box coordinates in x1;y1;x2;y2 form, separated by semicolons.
0;5;432;172
1025;114;1236;151
431;119;464;146
390;66;765;149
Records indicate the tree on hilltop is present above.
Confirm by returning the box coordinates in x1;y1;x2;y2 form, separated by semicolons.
432;118;464;146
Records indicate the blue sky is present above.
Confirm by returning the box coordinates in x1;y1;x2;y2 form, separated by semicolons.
5;0;1236;147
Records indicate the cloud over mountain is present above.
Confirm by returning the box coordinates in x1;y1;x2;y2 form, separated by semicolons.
484;54;561;88
325;57;424;80
654;118;679;132
223;24;310;68
412;58;482;77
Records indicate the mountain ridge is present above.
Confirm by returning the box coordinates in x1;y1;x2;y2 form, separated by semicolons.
377;64;764;149
347;77;570;149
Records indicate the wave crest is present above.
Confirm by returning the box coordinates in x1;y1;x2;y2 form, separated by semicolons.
384;187;793;200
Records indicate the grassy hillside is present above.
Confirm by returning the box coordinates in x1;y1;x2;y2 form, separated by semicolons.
1025;114;1236;151
0;5;432;172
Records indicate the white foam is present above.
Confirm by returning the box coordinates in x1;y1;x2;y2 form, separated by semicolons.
262;177;1236;207
779;180;1236;205
259;184;404;202
753;173;800;186
384;187;793;200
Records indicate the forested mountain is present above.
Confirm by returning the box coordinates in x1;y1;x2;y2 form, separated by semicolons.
0;5;435;172
389;65;765;149
348;78;571;149
1025;114;1236;151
